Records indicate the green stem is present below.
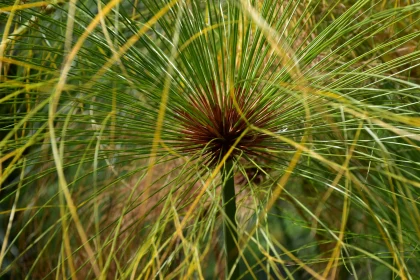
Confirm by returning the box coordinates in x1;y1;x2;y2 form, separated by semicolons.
222;160;239;279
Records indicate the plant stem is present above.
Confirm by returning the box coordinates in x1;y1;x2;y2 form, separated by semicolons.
222;160;239;279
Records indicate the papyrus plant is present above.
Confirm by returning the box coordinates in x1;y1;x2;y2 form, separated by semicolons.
1;0;420;279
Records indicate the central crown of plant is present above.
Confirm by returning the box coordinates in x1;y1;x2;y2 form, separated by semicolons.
174;81;279;166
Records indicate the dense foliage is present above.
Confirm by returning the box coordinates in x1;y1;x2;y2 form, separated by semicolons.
1;0;419;279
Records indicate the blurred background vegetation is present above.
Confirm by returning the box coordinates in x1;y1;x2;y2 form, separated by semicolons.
1;0;419;279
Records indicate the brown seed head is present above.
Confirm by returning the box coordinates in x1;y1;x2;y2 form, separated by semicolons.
174;81;278;166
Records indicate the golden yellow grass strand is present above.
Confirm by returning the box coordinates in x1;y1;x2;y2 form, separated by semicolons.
322;122;363;279
0;0;21;80
0;1;49;12
47;0;125;277
0;159;25;269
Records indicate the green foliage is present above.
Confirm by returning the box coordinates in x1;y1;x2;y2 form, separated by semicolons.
1;0;420;279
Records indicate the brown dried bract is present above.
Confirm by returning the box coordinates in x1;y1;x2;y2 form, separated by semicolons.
174;81;279;166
